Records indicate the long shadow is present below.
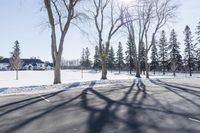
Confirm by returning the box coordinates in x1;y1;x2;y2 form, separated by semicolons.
0;82;80;117
3;79;200;133
80;79;150;133
157;79;200;97
149;79;200;108
3;81;94;133
162;82;200;90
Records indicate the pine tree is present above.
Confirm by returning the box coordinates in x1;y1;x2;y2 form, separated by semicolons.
184;25;195;76
196;21;200;45
125;36;134;74
196;49;200;70
150;37;158;75
108;46;115;72
168;29;182;76
158;30;168;75
85;47;91;69
116;42;124;73
10;40;22;80
80;48;85;68
93;45;101;71
0;56;3;61
195;21;200;71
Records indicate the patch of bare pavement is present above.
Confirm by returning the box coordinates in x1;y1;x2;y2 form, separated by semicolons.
0;78;200;133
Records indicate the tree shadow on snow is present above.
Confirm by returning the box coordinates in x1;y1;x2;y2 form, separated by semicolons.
80;79;149;133
149;79;200;108
0;82;80;117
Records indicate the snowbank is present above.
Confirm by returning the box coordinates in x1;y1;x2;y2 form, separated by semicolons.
0;70;199;96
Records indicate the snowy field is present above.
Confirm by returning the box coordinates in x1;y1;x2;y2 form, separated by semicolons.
0;69;200;95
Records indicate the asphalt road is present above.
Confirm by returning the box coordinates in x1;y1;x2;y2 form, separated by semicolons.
0;78;200;133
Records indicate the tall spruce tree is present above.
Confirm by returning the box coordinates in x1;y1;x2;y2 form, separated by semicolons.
116;42;124;73
184;25;195;76
80;48;85;68
93;45;101;71
85;47;91;69
108;46;115;73
196;49;200;70
196;21;200;45
168;29;182;76
195;21;200;70
0;56;3;61
150;37;158;75
158;30;168;75
125;36;134;74
10;40;22;80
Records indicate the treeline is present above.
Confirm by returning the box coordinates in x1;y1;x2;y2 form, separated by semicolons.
80;24;200;76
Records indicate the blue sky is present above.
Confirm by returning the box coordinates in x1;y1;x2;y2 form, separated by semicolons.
0;0;200;62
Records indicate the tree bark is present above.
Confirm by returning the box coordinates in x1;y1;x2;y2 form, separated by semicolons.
54;59;61;84
145;50;149;78
16;70;18;80
101;58;107;80
135;60;141;78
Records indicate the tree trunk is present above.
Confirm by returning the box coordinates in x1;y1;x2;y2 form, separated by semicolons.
16;70;18;80
54;59;61;84
119;64;121;74
135;60;141;78
163;62;165;75
101;58;107;80
145;51;149;78
189;67;192;76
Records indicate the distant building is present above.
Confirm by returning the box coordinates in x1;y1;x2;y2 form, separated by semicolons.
0;58;53;71
0;58;10;70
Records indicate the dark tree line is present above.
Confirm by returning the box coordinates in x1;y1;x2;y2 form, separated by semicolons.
80;23;200;76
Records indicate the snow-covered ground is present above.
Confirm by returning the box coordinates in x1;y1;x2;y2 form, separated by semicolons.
0;70;135;88
0;69;199;96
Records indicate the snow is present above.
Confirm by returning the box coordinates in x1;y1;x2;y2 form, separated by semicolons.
0;69;199;96
0;70;134;88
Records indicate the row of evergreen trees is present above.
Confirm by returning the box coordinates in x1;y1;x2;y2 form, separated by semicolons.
80;24;200;76
80;42;137;74
151;25;200;76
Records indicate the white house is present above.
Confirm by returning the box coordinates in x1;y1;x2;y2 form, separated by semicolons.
0;58;10;70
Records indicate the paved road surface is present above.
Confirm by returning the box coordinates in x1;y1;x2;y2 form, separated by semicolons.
0;78;200;133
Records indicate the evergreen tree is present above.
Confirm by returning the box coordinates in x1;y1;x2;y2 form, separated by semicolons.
116;42;124;73
80;48;85;68
184;25;196;76
168;29;182;76
158;30;168;75
196;48;200;70
195;21;200;70
85;47;91;69
108;46;115;72
0;56;3;61
93;45;101;71
150;37;158;75
10;40;22;80
196;20;200;45
125;36;134;74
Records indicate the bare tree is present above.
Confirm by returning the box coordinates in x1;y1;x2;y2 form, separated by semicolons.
43;0;82;84
125;0;178;78
10;40;23;80
89;0;125;79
